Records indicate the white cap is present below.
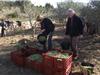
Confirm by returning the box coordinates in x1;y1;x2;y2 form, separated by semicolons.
67;8;76;14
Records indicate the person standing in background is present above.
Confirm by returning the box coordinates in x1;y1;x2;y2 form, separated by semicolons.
0;19;6;37
65;8;84;59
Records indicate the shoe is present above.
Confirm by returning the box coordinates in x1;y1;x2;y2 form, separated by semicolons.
73;53;79;61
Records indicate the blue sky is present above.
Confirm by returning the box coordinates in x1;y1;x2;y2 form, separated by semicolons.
31;0;90;7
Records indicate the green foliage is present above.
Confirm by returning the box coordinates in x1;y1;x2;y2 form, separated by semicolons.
14;0;25;13
16;39;30;49
38;36;47;42
54;1;84;22
81;1;100;33
45;3;53;12
28;54;43;62
0;0;54;19
47;50;69;59
47;50;59;56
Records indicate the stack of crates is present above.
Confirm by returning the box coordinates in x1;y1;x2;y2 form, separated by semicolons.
11;48;44;73
11;48;73;75
10;48;38;67
43;50;73;75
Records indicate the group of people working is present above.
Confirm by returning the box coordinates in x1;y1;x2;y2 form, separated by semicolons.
0;8;84;59
36;8;84;59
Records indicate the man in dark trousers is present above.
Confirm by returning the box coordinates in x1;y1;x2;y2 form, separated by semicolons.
0;19;6;37
36;16;55;50
65;9;84;59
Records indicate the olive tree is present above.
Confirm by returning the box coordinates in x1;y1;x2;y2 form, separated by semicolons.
81;0;100;34
54;1;84;23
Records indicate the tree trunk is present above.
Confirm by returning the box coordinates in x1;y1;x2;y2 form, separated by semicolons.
28;14;37;40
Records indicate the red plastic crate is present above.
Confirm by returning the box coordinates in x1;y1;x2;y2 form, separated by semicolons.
25;53;44;73
54;50;73;71
66;63;72;75
10;48;45;70
43;49;72;70
10;51;26;67
25;58;32;68
31;60;43;73
43;63;54;75
43;48;60;68
43;53;55;75
54;63;72;75
43;54;54;69
54;55;72;70
44;68;54;75
43;49;72;75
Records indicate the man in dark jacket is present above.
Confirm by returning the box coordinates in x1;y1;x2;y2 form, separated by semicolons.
65;9;84;59
0;19;6;37
36;16;55;50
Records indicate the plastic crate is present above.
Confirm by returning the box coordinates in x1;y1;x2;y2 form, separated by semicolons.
43;49;72;75
43;52;55;75
10;51;26;67
31;60;43;73
54;63;72;75
25;58;32;68
54;55;72;70
43;54;54;69
54;50;73;71
10;48;45;69
44;63;72;75
43;49;72;70
44;68;54;75
25;53;44;73
43;48;60;68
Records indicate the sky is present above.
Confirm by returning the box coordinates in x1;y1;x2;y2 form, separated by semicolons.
31;0;90;8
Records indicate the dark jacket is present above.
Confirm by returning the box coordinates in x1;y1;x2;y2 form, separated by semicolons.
41;18;55;35
65;15;84;37
0;22;6;29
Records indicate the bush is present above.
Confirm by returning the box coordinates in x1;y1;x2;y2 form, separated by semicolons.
7;12;18;18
